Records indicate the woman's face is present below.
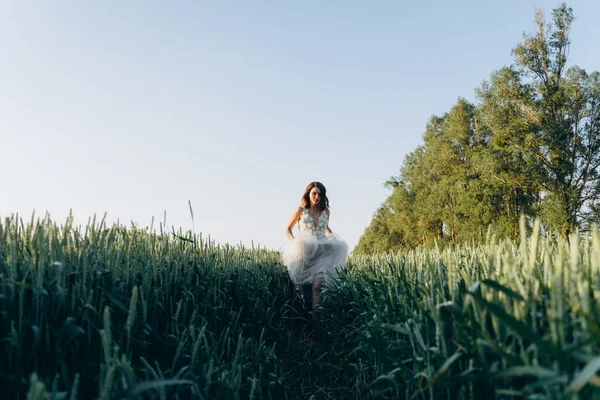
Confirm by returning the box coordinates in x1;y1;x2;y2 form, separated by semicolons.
309;186;321;207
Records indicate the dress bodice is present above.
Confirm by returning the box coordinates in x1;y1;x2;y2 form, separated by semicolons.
299;208;328;239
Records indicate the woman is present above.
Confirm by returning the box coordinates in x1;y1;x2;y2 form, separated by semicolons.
283;181;349;310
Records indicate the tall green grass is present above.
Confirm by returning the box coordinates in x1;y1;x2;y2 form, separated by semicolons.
316;219;600;399
0;213;295;399
1;214;600;399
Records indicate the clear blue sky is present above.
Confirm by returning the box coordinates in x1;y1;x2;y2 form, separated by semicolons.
1;1;599;252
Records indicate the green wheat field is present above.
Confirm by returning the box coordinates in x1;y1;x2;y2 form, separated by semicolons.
1;213;600;399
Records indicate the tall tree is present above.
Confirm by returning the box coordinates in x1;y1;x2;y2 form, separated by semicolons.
356;3;600;254
478;3;600;237
357;99;507;254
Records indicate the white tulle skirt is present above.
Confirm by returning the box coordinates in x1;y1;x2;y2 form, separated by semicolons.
282;231;349;285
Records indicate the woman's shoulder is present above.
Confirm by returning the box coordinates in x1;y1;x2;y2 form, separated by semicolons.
325;207;331;216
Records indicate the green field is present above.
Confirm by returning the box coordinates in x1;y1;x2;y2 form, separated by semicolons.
1;214;599;399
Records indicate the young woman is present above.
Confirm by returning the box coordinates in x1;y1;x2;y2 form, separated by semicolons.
283;182;349;310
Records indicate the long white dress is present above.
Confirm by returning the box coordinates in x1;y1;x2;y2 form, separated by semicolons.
283;208;349;285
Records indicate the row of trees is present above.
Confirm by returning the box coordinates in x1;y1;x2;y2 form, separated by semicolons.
356;4;600;254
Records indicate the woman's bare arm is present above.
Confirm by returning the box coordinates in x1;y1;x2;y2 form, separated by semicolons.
325;208;333;234
286;207;302;242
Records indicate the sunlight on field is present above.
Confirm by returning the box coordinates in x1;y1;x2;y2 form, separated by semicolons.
1;214;599;399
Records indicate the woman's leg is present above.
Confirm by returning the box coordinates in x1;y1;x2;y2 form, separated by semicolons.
312;273;324;307
301;283;313;311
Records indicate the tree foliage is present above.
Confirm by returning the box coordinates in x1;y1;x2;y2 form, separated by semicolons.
356;3;600;254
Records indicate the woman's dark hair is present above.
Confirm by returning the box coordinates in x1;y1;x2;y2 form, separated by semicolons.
301;181;329;210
